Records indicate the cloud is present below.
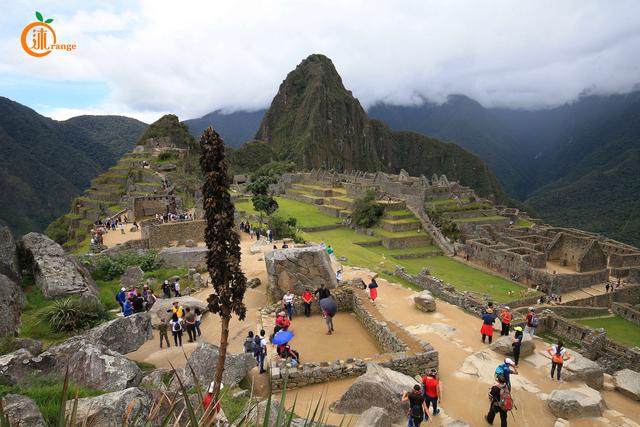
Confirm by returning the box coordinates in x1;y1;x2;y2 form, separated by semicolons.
2;0;640;121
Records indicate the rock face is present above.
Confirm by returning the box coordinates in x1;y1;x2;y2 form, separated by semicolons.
613;369;640;400
353;406;391;427
0;274;23;336
490;334;535;357
155;246;207;270
185;342;256;388
547;386;605;419
562;352;604;389
148;296;207;325
264;246;336;300
17;233;97;298
0;349;54;386
47;337;143;391
66;388;153;427
85;312;152;354
414;290;436;312
120;265;144;289
0;226;20;282
330;363;417;422
1;394;47;427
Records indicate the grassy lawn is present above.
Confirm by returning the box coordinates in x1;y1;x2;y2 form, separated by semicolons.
516;218;534;227
372;228;426;238
574;315;640;348
235;197;341;228
454;216;507;223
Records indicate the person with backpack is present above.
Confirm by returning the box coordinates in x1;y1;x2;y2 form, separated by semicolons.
481;307;497;344
258;329;267;374
512;326;524;366
162;280;171;298
244;331;256;353
486;375;511;427
524;307;538;335
401;384;430;426
170;313;183;346
499;306;512;336
495;358;518;391
547;340;570;381
421;368;442;416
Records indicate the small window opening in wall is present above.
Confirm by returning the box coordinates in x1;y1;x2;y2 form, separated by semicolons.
581;332;586;340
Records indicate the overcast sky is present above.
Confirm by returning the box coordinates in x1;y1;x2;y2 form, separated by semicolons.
2;0;639;123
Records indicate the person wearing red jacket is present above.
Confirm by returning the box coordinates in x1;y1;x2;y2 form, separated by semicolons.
302;288;313;317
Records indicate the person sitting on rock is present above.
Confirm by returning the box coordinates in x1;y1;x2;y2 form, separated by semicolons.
277;344;300;366
132;292;145;313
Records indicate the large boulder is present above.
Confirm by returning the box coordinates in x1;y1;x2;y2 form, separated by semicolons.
85;312;152;354
17;233;97;298
490;334;535;358
1;394;47;427
148;296;207;325
264;246;337;301
547;386;605;419
155;247;207;270
47;337;142;391
184;342;256;388
353;406;391;427
0;274;23;336
414;290;436;312
65;387;153;427
0;349;54;386
562;352;604;389
0;226;20;282
330;363;417;422
120;265;144;289
238;399;305;427
613;369;640;400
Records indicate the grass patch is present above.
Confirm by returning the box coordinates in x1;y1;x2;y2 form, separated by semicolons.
574;315;640;348
220;388;253;423
19;284;74;346
382;218;420;225
454;216;507;223
135;361;157;372
235;197;342;228
426;198;470;206
96;278;122;310
372;228;425;238
0;375;104;426
516;218;534;227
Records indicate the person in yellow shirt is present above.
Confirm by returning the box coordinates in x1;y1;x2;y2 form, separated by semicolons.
168;301;185;318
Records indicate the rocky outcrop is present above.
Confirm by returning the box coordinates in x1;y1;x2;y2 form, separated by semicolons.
47;337;142;391
17;233;97;298
330;363;416;422
353;406;391;427
0;349;53;386
264;246;336;300
613;369;640;400
414;290;436;312
490;335;535;357
0;226;19;282
562;352;604;389
184;342;256;388
1;394;47;427
547;386;605;419
140;368;172;392
9;338;42;356
148;296;207;325
120;265;144;289
0;274;23;336
66;388;153;427
85;312;152;354
155;247;207;270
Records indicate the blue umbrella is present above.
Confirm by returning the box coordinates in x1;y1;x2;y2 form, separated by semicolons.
272;330;294;345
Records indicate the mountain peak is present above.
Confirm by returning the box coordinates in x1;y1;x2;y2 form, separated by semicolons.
137;114;193;147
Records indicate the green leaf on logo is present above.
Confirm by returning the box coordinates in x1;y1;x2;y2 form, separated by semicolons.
35;11;43;22
45;18;53;24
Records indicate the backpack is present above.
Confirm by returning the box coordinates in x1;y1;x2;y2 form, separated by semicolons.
244;337;255;353
254;336;263;355
495;365;506;378
497;384;513;411
530;314;539;327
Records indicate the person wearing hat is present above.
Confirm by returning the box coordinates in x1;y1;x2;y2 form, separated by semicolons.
512;326;524;365
481;306;498;344
495;358;518;391
115;287;127;313
499;306;512;336
161;280;171;298
524;307;538;335
421;368;442;416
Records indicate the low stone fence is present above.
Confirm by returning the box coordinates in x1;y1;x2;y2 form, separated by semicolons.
513;305;610;319
561;285;640;308
352;294;407;352
612;302;640;326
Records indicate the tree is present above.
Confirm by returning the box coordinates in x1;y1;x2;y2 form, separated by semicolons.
199;127;248;403
247;175;279;226
352;190;384;228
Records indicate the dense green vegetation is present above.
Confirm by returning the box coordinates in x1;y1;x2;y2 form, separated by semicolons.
0;97;146;237
352;190;384;228
39;297;111;333
136;114;193;148
574;315;640;348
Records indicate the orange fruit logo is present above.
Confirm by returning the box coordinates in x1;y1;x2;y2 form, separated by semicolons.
20;11;76;57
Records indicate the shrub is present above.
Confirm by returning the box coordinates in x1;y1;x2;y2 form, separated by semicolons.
352;190;384;228
38;297;111;333
45;214;70;245
85;251;157;281
158;151;174;161
268;215;300;241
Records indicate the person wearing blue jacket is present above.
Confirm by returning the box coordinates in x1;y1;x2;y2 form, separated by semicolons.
115;287;126;312
123;298;134;317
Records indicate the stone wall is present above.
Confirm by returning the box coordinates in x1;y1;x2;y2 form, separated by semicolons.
560;285;640;308
609;252;640;268
547;233;607;272
352;294;407;352
612;303;640;326
144;220;206;249
132;195;181;220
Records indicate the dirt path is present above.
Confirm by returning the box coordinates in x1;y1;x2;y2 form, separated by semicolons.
102;227;141;247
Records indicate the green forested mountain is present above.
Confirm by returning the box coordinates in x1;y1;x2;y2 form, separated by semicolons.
369;91;640;245
254;54;505;201
0;97;147;236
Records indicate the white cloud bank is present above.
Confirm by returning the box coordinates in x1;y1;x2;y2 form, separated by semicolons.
3;0;640;121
